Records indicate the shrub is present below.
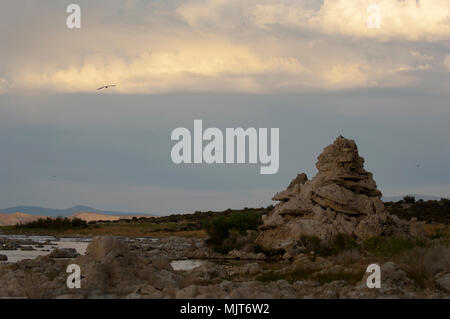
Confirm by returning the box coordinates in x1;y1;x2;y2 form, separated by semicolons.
362;236;427;256
425;225;450;241
298;235;323;253
298;233;358;256
403;196;416;204
214;230;241;254
387;198;450;223
332;233;358;252
15;217;88;229
333;249;362;267
203;211;262;253
399;244;450;288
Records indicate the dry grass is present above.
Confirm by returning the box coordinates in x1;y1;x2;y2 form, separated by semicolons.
0;223;208;238
424;224;450;240
397;244;450;288
333;249;364;267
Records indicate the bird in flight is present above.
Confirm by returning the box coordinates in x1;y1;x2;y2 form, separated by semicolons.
97;84;117;90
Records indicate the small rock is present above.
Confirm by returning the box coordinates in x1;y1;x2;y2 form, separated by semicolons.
49;248;79;258
151;255;172;271
227;249;265;260
436;273;450;293
240;263;262;276
20;246;35;251
0;254;7;261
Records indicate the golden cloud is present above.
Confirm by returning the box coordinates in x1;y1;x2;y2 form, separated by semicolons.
13;42;307;93
1;0;445;94
245;0;450;41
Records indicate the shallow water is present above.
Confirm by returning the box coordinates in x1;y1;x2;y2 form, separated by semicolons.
1;235;206;270
0;235;90;263
170;259;205;271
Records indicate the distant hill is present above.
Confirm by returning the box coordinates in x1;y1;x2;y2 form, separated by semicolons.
0;205;157;218
383;194;448;202
0;213;45;226
70;212;151;222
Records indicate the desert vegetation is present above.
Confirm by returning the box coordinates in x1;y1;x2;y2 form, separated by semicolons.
385;196;450;224
15;217;87;229
203;210;263;253
0;207;270;238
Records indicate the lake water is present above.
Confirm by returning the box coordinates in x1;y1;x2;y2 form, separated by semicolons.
0;235;204;270
170;259;205;271
0;235;90;263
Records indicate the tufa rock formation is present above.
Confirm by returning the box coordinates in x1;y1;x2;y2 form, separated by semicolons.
256;136;422;250
73;236;181;294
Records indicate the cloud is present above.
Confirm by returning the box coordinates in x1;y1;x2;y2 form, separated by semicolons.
0;77;9;94
12;46;423;93
241;0;450;41
0;0;448;94
444;55;450;70
12;39;309;94
177;0;450;41
410;50;434;60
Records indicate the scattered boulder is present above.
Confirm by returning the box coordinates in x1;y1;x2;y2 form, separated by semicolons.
379;262;415;290
357;261;417;298
49;248;79;258
256;136;423;250
0;238;41;251
0;241;19;250
74;236;183;294
0;235;444;299
240;263;262;276
20;246;36;251
0;254;7;262
151;254;172;271
436;273;450;293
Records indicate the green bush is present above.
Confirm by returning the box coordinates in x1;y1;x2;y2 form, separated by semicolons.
403;196;416;204
15;217;88;229
362;236;427;256
203;211;262;253
387;198;450;223
333;233;358;251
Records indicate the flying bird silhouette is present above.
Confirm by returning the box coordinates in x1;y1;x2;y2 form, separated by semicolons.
97;85;117;90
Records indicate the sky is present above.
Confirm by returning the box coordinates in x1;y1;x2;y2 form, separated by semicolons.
0;0;449;214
